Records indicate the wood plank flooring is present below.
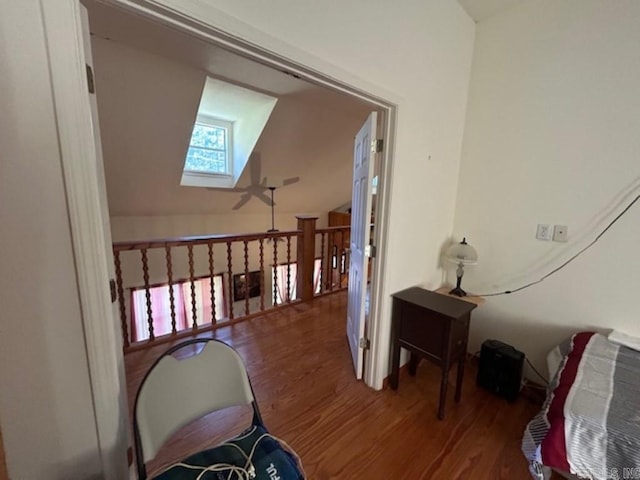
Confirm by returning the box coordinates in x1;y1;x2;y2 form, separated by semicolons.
125;292;540;479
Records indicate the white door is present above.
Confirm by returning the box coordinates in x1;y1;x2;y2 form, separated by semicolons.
80;6;129;477
80;6;120;334
346;112;377;379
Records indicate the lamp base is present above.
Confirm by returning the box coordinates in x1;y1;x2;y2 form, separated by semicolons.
450;271;466;297
449;286;467;297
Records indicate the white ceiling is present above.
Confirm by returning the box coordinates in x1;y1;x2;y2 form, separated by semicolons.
457;0;527;22
84;0;311;96
198;77;276;121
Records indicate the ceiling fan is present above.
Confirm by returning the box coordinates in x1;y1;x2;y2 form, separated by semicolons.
266;186;284;243
231;153;300;210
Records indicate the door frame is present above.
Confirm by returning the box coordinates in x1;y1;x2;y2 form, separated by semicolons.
42;0;397;477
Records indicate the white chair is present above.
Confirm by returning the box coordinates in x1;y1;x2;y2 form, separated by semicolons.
133;338;303;480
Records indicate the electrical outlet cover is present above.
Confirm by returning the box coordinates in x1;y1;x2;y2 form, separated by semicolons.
553;225;568;242
536;224;553;241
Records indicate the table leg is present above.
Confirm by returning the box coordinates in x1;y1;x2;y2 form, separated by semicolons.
408;353;420;376
390;300;401;390
390;342;400;390
438;363;449;420
455;357;465;403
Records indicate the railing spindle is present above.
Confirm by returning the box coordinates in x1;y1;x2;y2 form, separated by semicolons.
272;238;278;305
319;232;325;294
243;240;250;316
208;242;216;325
227;241;234;320
113;250;129;347
188;244;197;329
165;245;177;334
259;238;265;311
344;246;349;275
286;235;292;303
338;230;344;288
330;243;336;292
141;248;154;340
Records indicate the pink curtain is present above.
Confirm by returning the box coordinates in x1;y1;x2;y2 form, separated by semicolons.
273;259;322;305
180;276;227;326
274;263;297;304
129;275;226;342
313;259;322;293
130;284;187;342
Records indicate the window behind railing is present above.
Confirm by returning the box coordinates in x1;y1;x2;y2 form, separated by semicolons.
273;259;323;305
130;274;226;342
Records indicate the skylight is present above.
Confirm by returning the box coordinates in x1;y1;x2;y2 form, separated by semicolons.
181;77;278;189
185;117;232;176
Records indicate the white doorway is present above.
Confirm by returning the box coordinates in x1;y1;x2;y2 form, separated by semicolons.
83;0;393;386
42;1;396;477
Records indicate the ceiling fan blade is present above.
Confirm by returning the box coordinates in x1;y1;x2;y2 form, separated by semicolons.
282;176;300;186
256;191;274;206
232;193;252;210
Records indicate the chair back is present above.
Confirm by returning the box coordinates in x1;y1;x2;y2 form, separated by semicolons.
133;339;261;478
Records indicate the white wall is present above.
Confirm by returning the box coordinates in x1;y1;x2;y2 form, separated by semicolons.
454;0;640;377
0;1;102;478
110;212;326;241
165;0;476;384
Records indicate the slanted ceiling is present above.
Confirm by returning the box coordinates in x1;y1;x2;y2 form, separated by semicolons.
89;9;372;217
457;0;527;22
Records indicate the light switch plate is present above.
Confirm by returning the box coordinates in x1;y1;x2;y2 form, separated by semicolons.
553;225;568;242
536;224;553;241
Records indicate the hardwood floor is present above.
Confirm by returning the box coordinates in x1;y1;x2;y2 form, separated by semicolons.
125;291;540;479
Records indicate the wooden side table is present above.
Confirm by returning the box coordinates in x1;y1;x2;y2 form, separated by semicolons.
389;287;479;420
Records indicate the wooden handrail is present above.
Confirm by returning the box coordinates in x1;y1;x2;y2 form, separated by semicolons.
315;223;373;235
316;225;351;234
113;229;302;252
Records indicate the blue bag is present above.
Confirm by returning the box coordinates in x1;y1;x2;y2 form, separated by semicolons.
154;424;305;480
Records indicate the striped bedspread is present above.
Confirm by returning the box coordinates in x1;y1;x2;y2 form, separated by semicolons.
522;332;640;480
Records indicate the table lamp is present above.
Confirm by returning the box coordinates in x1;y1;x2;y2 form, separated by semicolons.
445;237;478;297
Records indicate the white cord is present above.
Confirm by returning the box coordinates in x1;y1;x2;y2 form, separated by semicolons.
169;462;251;480
161;431;306;480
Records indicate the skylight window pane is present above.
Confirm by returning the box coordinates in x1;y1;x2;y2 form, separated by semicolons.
182;115;233;181
185;147;226;173
190;124;226;150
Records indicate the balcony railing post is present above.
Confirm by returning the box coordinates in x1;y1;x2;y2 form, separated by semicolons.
295;215;318;301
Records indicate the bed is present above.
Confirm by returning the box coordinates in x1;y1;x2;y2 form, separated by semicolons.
522;331;640;480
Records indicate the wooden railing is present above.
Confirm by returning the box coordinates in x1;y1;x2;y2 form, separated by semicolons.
112;216;351;352
315;226;351;295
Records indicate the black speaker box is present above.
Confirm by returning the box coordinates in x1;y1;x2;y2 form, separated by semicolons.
476;339;524;402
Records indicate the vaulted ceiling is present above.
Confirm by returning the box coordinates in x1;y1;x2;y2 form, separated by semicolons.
85;1;373;217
